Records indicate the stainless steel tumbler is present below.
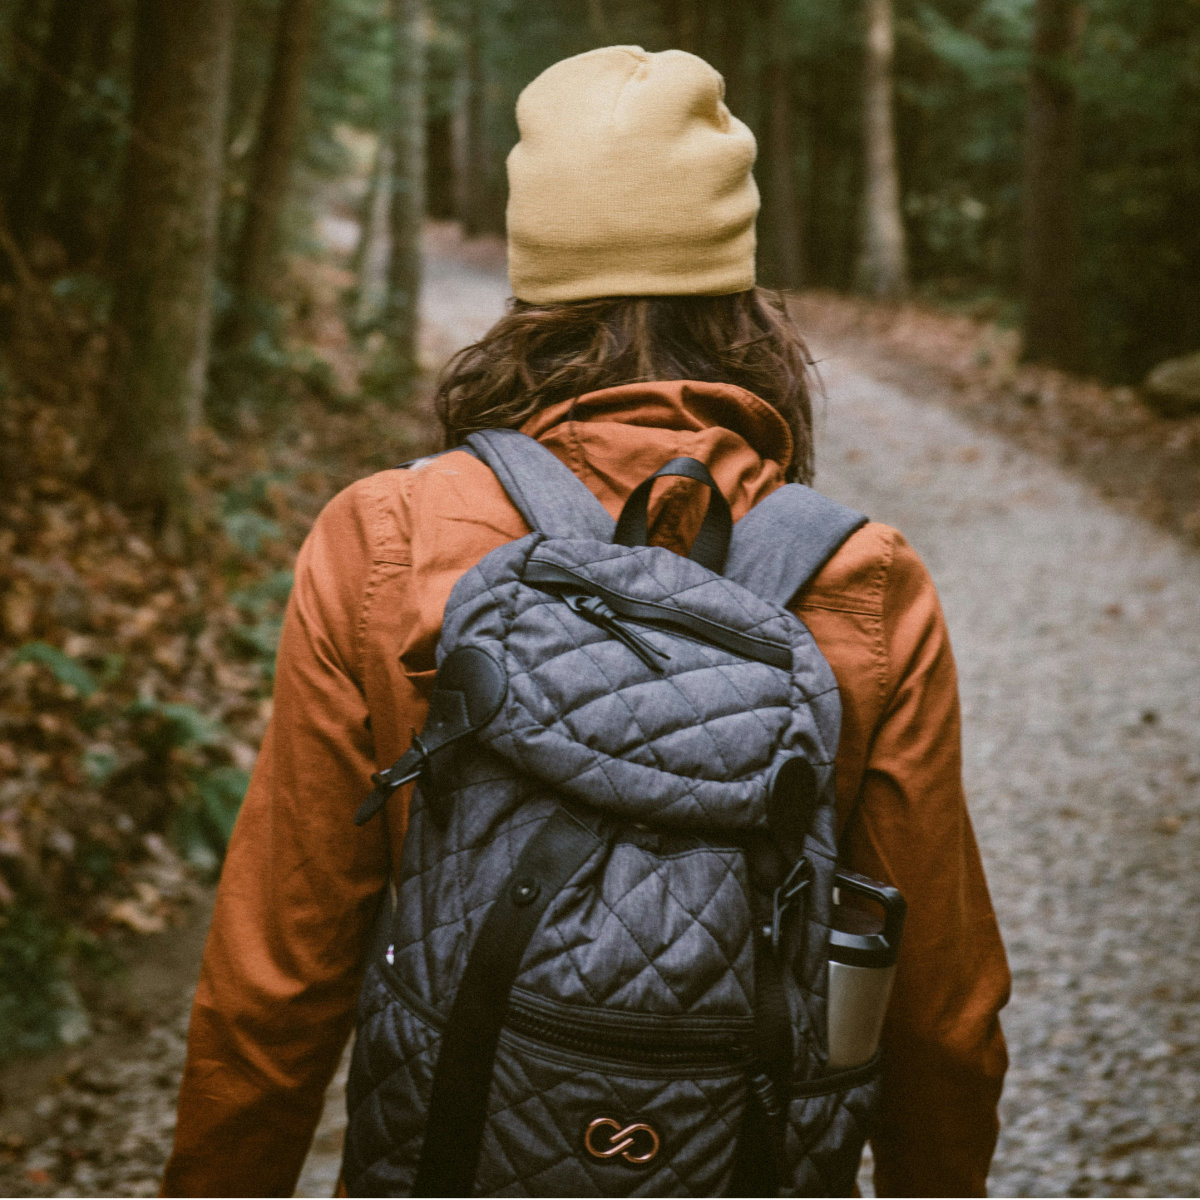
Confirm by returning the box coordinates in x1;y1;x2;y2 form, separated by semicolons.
827;871;906;1070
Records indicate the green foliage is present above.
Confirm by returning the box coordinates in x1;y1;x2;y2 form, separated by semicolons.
172;765;251;874
898;0;1200;377
191;765;251;846
82;745;120;787
220;470;295;554
231;569;295;613
13;642;99;698
230;618;285;676
125;697;226;752
898;1;1030;289
305;0;392;177
123;698;250;871
0;904;91;1062
223;509;285;555
229;569;292;678
1073;0;1200;377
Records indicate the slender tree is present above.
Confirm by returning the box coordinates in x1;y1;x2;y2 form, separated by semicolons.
855;0;908;299
586;0;611;45
52;0;124;262
373;0;426;404
759;0;803;288
352;135;394;327
226;0;321;344
426;109;455;219
6;0;91;247
458;0;489;237
672;0;701;53
98;0;234;529
1022;0;1085;369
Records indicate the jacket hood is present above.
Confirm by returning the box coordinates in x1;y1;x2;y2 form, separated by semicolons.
519;379;794;526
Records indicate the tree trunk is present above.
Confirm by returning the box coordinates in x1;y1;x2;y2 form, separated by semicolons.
373;0;425;405
709;1;747;117
459;0;489;237
855;0;908;299
352;135;394;328
673;0;700;53
586;0;611;44
54;0;123;264
227;0;320;341
6;0;90;247
1021;0;1085;369
98;0;234;529
759;0;802;288
426;111;455;220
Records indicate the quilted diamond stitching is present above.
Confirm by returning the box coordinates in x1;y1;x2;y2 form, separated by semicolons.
389;796;553;997
482;1045;726;1196
349;520;865;1194
517;845;753;1013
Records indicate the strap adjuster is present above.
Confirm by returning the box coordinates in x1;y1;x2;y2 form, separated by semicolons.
354;737;429;826
769;855;812;955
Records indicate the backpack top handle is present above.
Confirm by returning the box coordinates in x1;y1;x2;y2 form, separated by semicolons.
613;456;733;574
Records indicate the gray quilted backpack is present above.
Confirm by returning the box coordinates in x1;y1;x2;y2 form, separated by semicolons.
343;429;880;1196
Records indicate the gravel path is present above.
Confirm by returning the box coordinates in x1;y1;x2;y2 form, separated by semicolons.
5;246;1198;1198
812;364;1200;1197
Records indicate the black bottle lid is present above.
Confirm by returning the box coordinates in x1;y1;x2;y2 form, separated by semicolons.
829;870;906;968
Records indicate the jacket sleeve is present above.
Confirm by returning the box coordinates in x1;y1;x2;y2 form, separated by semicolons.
162;483;390;1197
846;533;1010;1197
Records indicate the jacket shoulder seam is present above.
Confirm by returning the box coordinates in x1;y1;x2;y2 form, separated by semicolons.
871;527;898;708
365;468;414;566
354;472;414;675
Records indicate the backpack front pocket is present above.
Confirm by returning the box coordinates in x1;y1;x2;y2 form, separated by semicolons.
479;1000;754;1197
348;963;759;1197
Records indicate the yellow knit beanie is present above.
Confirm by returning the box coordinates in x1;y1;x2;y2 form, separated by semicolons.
506;46;759;304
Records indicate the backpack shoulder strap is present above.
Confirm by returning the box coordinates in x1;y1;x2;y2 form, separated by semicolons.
724;484;868;606
463;428;615;541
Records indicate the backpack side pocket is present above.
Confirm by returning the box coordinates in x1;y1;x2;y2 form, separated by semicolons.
343;963;441;1196
781;1057;882;1197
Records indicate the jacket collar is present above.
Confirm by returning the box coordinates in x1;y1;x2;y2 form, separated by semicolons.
520;380;795;474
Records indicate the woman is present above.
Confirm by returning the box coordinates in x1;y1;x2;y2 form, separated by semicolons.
163;46;1008;1197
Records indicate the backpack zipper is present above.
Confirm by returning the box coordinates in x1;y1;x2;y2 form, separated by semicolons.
505;994;753;1070
525;560;792;670
380;958;751;1071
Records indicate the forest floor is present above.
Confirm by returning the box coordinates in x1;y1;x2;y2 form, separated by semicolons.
1;221;1199;1196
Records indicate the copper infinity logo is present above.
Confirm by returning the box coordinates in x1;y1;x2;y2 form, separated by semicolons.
584;1117;661;1164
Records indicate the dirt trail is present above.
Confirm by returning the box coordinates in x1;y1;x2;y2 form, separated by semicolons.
4;239;1199;1197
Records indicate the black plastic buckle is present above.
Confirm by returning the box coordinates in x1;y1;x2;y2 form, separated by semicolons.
769;855;813;955
354;736;428;826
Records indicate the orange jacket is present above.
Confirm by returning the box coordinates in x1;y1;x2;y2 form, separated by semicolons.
163;381;1008;1197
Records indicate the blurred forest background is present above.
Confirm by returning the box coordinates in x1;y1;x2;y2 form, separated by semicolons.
1;0;1198;1059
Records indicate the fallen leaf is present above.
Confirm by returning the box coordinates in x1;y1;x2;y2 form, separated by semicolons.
106;898;166;935
3;580;37;638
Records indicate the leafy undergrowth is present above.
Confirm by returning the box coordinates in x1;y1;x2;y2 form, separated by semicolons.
791;290;1200;546
0;257;435;1061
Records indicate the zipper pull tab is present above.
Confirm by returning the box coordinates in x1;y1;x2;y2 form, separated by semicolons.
566;594;670;673
610;616;671;673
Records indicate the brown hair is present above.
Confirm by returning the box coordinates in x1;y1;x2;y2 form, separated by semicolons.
433;288;817;484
